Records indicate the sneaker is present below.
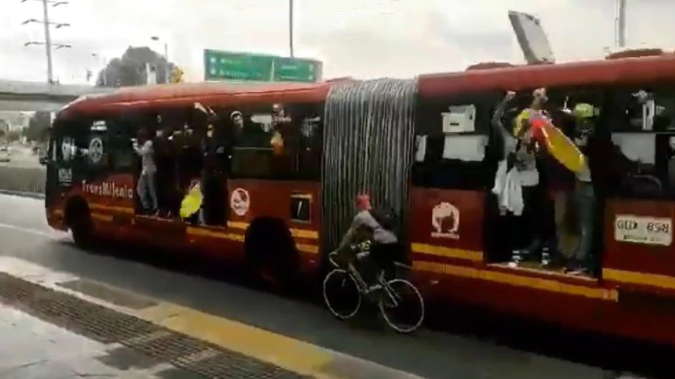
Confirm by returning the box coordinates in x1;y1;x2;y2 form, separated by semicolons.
508;250;523;268
541;247;552;267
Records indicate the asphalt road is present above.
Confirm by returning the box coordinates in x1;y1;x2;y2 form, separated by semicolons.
0;194;665;379
0;145;42;168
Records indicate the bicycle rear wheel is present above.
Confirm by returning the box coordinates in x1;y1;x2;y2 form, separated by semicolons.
323;269;362;320
379;278;425;333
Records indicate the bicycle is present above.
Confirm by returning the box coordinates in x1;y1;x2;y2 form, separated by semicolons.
322;241;425;333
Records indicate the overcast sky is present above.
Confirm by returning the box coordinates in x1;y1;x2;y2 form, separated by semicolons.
2;0;674;84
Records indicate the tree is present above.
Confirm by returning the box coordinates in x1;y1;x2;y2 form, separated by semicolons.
97;46;177;87
24;112;51;142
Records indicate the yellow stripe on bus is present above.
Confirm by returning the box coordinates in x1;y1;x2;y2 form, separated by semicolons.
411;243;484;262
296;244;319;254
91;213;113;222
226;221;319;240
413;261;618;301
89;203;134;214
187;227;245;242
187;227;319;254
603;268;675;291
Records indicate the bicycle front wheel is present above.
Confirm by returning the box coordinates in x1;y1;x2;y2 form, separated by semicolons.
379;278;425;333
323;269;362;320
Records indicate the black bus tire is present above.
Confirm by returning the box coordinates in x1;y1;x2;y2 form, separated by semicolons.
65;197;94;250
243;218;299;292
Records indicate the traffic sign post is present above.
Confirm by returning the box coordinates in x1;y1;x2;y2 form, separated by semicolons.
204;49;321;83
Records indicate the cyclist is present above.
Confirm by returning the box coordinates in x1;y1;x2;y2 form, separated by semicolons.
332;194;400;293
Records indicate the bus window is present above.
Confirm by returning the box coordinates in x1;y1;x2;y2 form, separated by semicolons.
228;102;323;181
609;87;675;197
53;118;108;170
105;116;136;171
412;92;499;189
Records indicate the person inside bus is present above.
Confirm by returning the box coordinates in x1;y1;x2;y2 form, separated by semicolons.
153;126;175;218
133;128;158;215
565;103;597;275
492;90;553;267
200;123;226;225
332;194;401;294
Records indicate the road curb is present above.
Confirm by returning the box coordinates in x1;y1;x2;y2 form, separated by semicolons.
0;189;44;200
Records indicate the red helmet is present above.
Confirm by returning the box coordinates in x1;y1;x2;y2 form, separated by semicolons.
356;194;371;210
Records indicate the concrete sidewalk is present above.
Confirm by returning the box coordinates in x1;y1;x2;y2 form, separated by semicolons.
0;302;200;379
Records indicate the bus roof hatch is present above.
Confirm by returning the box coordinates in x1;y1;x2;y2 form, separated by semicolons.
508;11;555;65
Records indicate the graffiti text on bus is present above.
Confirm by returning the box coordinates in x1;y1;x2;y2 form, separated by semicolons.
81;180;134;200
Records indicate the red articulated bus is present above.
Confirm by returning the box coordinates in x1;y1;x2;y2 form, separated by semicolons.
44;50;675;346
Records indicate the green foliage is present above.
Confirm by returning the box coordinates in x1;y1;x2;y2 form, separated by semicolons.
96;46;176;87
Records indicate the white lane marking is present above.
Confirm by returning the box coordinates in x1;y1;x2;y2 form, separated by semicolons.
0;256;140;315
0;222;62;239
0;256;79;284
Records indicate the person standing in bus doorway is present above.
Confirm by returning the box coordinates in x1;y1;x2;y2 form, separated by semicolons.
493;89;548;267
566;103;597;275
154;126;175;218
133;128;158;215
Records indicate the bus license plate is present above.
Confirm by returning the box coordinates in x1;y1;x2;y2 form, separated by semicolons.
614;215;672;246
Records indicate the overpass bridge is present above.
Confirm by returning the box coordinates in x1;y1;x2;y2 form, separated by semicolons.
0;80;114;112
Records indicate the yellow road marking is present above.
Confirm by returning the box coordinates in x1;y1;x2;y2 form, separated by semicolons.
136;304;334;377
411;243;483;262
604;268;675;291
414;261;618;301
0;257;418;378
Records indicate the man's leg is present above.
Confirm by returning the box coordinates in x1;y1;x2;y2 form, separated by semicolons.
137;173;150;211
147;172;159;212
574;183;595;273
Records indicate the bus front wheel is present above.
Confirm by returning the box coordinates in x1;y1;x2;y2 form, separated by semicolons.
65;198;94;249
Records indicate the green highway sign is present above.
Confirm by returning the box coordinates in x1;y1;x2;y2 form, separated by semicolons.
273;57;317;82
204;49;321;83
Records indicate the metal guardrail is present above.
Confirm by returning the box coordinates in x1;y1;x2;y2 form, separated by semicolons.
0;166;46;197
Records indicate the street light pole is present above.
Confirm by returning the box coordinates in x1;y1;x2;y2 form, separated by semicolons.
41;0;54;84
151;36;170;83
289;0;294;58
616;0;627;48
22;0;70;84
164;42;169;83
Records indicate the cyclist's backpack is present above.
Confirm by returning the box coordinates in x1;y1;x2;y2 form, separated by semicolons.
368;207;397;232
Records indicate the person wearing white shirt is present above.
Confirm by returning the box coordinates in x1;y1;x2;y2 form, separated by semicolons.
133;128;158;215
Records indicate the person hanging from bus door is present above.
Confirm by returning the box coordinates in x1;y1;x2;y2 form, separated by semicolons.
565;103;597;275
133;128;158;215
490;90;524;261
153;125;174;218
513;88;569;268
331;194;400;294
491;90;546;267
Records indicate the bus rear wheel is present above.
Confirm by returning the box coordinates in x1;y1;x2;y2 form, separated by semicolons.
243;218;299;292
